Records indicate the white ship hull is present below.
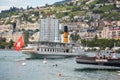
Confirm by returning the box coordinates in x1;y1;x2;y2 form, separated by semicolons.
22;50;80;59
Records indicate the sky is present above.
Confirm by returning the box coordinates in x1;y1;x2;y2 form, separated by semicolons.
0;0;62;12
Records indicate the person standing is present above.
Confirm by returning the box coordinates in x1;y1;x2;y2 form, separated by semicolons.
112;50;117;59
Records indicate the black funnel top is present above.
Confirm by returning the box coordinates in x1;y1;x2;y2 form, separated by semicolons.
64;26;68;32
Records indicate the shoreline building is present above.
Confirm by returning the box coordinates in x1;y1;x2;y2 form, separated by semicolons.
38;17;60;42
101;26;120;39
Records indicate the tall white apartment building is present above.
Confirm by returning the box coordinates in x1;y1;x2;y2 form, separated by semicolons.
38;17;60;42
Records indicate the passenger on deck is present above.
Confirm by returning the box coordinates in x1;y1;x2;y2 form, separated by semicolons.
111;50;117;59
99;53;102;59
103;55;106;59
112;52;117;59
108;54;112;59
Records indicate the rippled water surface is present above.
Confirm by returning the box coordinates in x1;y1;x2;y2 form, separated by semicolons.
0;50;120;80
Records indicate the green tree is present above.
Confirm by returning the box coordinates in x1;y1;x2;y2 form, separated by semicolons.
81;39;120;50
9;40;14;49
23;31;29;46
70;33;80;43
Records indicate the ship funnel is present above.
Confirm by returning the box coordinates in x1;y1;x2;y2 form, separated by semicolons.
63;26;68;43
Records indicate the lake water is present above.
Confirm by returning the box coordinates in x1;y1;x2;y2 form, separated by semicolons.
0;50;120;80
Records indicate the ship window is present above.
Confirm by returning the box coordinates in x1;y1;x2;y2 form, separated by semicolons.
48;49;49;52
41;48;43;52
37;48;39;51
53;49;54;52
45;49;46;52
66;49;69;53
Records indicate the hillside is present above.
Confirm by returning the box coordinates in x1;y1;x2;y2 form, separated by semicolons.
52;0;120;21
0;0;120;24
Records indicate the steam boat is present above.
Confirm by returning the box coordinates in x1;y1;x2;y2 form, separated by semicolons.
22;41;83;59
22;26;84;59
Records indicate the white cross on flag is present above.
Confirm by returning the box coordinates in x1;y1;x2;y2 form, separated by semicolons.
14;36;24;51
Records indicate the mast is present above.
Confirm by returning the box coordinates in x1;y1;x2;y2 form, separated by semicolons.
48;12;50;41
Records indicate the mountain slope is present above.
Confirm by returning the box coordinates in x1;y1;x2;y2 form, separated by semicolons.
54;0;72;5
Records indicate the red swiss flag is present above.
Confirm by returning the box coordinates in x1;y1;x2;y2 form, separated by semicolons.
14;36;24;51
